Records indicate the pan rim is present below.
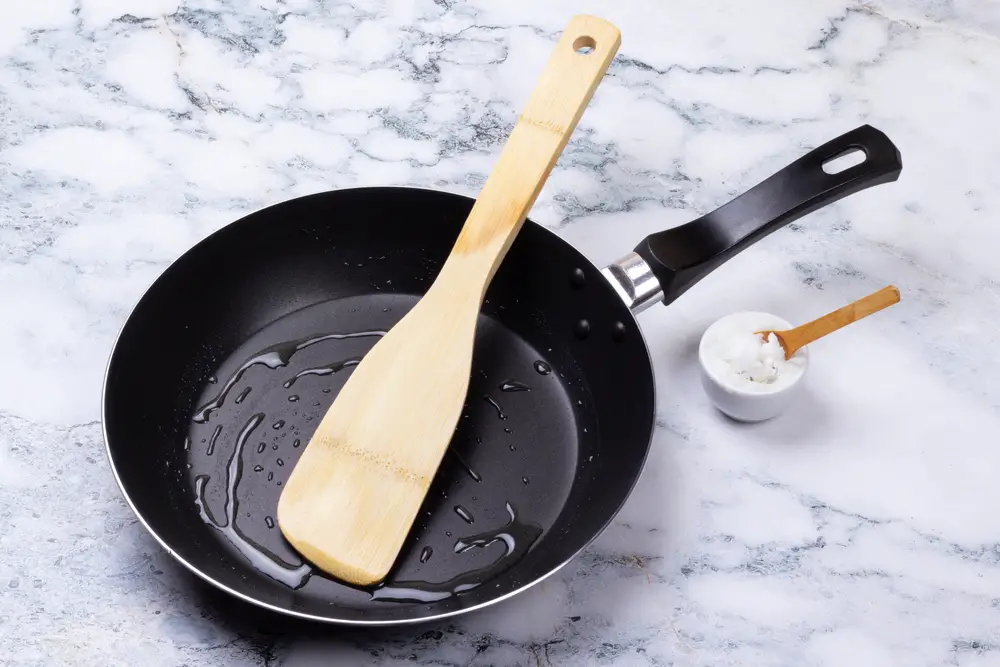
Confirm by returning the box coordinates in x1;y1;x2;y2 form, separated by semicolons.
100;184;657;626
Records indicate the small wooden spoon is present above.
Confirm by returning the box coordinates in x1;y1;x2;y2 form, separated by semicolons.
757;285;900;359
277;15;621;587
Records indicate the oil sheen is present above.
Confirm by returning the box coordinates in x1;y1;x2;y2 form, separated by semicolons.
184;294;578;609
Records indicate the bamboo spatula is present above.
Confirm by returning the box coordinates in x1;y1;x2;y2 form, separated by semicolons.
277;15;621;587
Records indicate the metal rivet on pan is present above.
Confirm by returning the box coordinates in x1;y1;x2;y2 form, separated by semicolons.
574;319;591;340
612;321;627;341
570;268;586;288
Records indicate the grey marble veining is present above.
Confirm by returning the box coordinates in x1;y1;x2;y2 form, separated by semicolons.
2;0;1000;665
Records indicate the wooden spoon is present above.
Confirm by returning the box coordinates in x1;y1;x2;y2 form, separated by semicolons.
757;285;901;360
277;15;621;587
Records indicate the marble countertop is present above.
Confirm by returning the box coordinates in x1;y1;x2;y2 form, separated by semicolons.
2;0;999;665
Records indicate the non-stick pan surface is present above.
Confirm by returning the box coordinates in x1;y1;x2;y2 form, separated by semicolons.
104;186;655;624
104;124;902;625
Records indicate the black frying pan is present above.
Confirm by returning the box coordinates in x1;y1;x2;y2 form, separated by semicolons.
103;124;901;625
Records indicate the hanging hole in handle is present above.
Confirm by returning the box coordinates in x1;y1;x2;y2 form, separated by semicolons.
573;36;596;55
822;147;867;175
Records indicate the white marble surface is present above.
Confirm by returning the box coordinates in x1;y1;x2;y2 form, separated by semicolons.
2;0;999;664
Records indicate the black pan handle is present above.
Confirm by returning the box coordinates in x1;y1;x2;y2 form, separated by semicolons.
614;125;902;310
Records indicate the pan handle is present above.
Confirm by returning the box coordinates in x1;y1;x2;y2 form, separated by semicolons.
600;125;902;313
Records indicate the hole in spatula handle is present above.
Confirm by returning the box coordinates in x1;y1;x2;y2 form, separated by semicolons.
573;35;596;54
822;147;866;175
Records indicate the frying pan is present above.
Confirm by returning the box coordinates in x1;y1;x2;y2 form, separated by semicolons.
103;124;902;625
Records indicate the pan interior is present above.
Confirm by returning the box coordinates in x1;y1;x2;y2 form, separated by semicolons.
184;292;584;610
104;187;654;623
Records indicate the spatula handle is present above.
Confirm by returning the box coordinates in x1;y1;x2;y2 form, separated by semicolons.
780;285;901;356
446;15;621;288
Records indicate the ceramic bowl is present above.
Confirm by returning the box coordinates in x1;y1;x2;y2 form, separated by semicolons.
698;311;809;422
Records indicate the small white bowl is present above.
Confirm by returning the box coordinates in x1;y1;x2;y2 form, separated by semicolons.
698;311;809;423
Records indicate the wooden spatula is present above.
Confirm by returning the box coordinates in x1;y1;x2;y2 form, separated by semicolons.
757;285;901;359
277;15;621;587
